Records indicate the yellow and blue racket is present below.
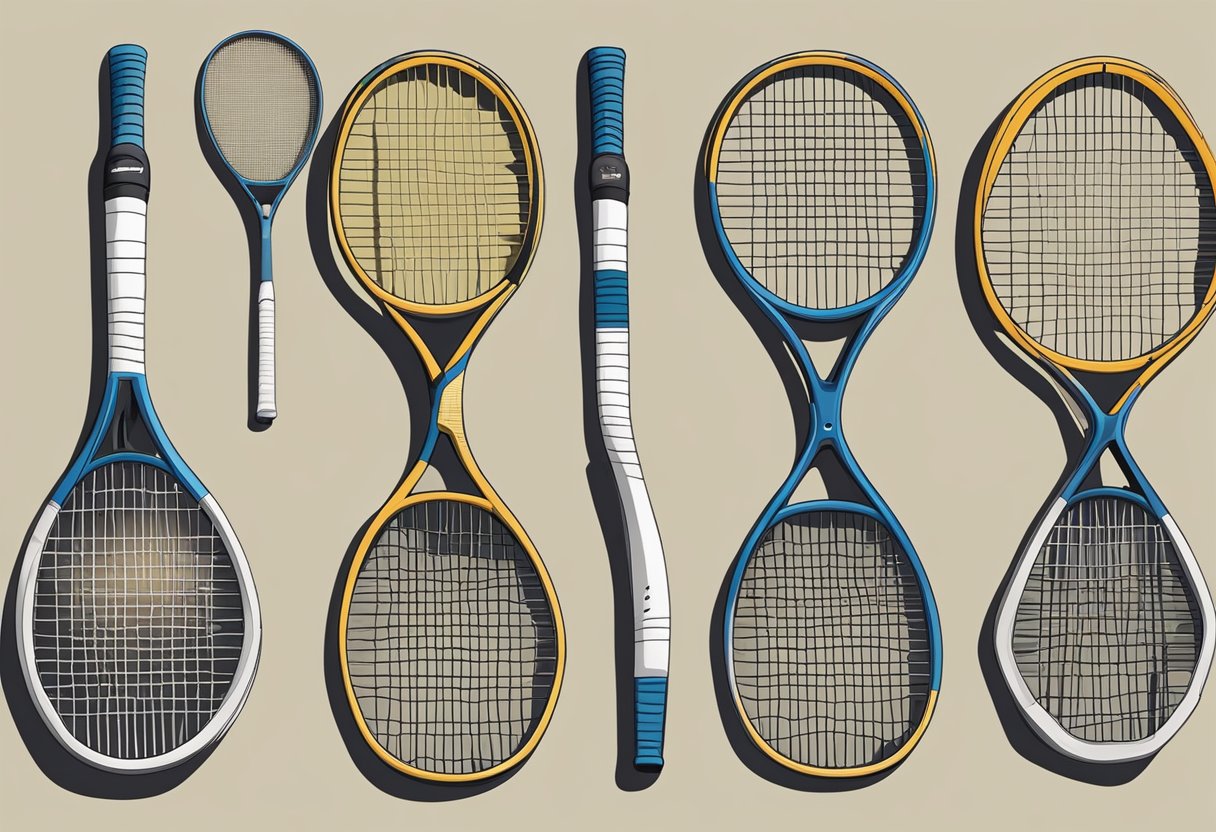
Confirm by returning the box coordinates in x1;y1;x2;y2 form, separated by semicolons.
200;31;322;424
978;57;1216;763
14;45;262;773
586;47;671;771
330;52;564;782
703;51;942;777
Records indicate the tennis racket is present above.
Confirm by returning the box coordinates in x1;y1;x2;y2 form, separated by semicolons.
978;57;1216;763
586;47;671;771
200;30;322;424
14;45;262;773
703;51;942;777
330;52;564;782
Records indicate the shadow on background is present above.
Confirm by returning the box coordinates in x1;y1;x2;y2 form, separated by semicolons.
0;49;218;799
957;102;1152;786
692;109;904;793
306;98;533;800
192;62;271;434
572;53;663;791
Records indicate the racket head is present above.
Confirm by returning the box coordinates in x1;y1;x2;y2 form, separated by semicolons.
725;501;939;776
16;394;261;773
200;30;322;198
330;51;543;318
996;488;1214;761
704;51;936;322
338;488;563;781
976;57;1216;377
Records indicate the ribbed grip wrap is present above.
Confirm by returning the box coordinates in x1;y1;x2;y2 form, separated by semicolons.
108;45;147;148
588;47;625;155
634;676;667;769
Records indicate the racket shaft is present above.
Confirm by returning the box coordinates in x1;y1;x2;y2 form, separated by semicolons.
588;46;670;769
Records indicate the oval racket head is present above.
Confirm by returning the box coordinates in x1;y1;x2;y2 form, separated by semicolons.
705;52;935;318
729;507;935;775
19;461;259;772
977;57;1216;372
343;495;561;779
331;52;543;315
201;31;322;186
1009;494;1206;748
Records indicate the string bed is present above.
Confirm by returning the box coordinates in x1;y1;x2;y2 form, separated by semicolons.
1012;496;1202;742
716;64;927;310
203;34;319;183
32;462;244;759
982;73;1216;362
345;500;559;774
732;510;932;769
336;63;531;305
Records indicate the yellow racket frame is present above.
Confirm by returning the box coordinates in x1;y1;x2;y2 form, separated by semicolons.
330;51;564;782
975;57;1216;412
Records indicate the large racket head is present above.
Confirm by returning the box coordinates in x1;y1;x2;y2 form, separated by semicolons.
340;493;562;780
200;31;322;187
704;52;936;319
331;52;543;316
727;506;938;776
977;57;1216;372
16;460;260;772
1000;492;1213;760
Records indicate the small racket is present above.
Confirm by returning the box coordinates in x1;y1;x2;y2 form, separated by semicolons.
14;45;262;773
200;30;322;424
330;51;564;782
978;57;1216;763
586;47;672;771
703;52;943;777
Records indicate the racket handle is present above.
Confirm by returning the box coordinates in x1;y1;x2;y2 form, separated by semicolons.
587;47;625;156
108;45;146;149
256;281;276;422
634;676;667;769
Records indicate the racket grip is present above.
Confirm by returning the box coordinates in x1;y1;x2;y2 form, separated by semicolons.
108;45;146;149
256;282;276;422
634;676;667;769
587;47;625;156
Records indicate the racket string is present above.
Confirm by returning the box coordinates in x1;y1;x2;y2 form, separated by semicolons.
715;65;928;310
732;510;932;769
337;62;531;305
203;34;320;182
345;500;558;775
32;462;244;760
982;73;1216;361
1012;496;1202;742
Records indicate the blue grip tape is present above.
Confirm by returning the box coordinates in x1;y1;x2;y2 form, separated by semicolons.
634;676;667;769
594;270;629;329
108;44;147;148
588;47;625;156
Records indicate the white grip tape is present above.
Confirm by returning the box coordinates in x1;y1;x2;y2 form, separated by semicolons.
256;281;276;421
106;196;147;374
592;199;627;270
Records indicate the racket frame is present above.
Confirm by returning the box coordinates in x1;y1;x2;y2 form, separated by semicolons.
976;56;1216;763
705;51;943;777
329;51;564;782
16;44;261;773
199;29;323;422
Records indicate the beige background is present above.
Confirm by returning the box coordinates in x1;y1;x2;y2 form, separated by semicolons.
2;0;1215;827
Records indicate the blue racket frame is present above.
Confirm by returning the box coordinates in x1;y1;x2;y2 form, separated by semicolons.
706;51;944;775
199;30;322;285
